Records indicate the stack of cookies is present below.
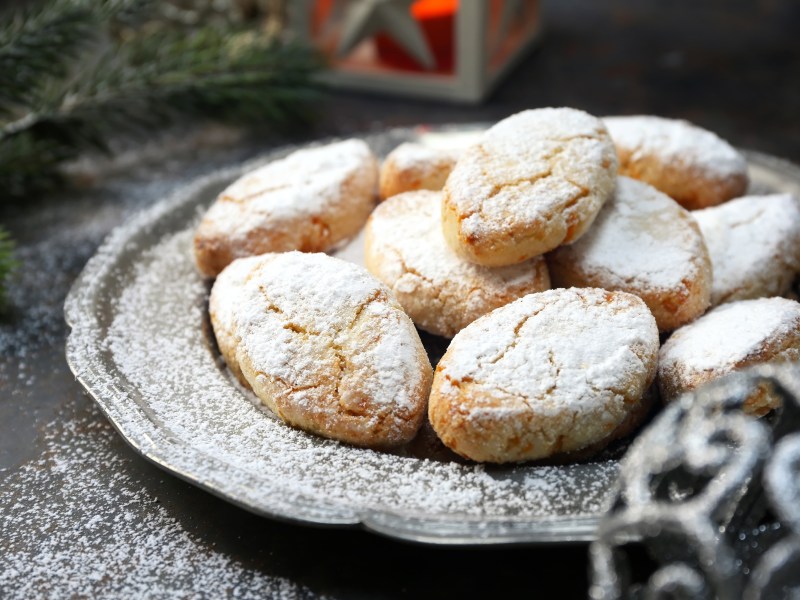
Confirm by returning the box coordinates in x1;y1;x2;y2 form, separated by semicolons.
193;108;800;464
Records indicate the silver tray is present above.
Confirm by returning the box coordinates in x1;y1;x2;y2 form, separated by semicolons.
64;126;800;546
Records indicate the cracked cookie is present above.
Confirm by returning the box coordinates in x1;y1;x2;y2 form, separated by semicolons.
693;193;800;307
209;254;265;387
604;115;748;210
428;288;659;463
547;176;712;332
441;107;618;266
194;139;379;278
658;297;800;415
379;142;459;200
364;190;550;338
210;251;432;447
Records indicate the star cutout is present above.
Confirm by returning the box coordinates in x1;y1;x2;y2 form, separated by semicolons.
337;0;436;70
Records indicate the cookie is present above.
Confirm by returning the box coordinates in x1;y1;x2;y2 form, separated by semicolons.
211;252;432;447
209;254;265;387
442;107;618;267
365;190;550;338
194;139;378;278
658;297;800;415
604;115;748;210
547;176;712;332
693;193;800;306
379;143;459;200
429;288;659;463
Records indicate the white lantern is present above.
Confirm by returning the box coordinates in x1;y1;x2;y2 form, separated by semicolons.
287;0;542;103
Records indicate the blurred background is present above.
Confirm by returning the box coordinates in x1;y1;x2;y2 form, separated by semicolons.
0;0;797;211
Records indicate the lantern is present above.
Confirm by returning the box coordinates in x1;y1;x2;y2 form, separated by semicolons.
287;0;542;103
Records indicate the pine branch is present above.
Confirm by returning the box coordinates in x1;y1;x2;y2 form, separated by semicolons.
0;1;322;204
0;226;16;311
0;1;322;309
0;129;74;196
23;29;322;151
0;2;94;111
0;0;153;115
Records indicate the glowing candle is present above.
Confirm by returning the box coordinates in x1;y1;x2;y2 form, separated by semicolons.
376;0;458;72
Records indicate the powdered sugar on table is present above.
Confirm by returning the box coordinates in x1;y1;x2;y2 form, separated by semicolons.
0;413;317;599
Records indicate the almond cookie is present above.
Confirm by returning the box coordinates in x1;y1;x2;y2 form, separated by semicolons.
693;193;800;306
365;190;550;338
209;254;265;387
548;176;712;332
658;297;800;415
429;288;659;463
379;143;459;200
442;108;618;267
604;115;748;210
211;251;432;447
194;139;378;278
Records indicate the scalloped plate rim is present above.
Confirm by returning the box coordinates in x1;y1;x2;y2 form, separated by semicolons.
63;126;800;546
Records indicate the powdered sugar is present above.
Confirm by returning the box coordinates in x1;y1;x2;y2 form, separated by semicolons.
552;176;708;290
223;252;426;419
660;298;800;372
68;124;773;540
199;138;377;242
444;108;617;250
439;288;659;417
416;129;485;151
81;227;620;527
0;411;318;599
604;115;747;180
366;191;549;336
384;142;460;172
693;193;800;305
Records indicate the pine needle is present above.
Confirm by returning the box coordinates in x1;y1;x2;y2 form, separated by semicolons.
0;0;152;115
0;226;17;311
0;1;322;199
29;30;322;150
0;130;75;196
0;1;322;306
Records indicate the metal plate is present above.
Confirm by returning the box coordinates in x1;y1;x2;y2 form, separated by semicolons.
64;126;800;545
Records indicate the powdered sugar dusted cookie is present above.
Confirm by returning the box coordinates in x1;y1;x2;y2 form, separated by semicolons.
429;288;659;463
365;190;550;338
194;139;378;278
548;176;711;332
209;254;265;386
604;115;748;210
442;108;618;267
211;252;432;447
379;143;459;200
693;193;800;306
659;297;800;415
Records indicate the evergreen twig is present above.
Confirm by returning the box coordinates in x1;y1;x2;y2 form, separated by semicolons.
0;129;73;197
19;29;321;152
0;227;16;310
0;0;322;311
0;1;95;112
0;0;322;310
0;0;153;114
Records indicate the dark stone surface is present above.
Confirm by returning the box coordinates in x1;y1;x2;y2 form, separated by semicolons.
1;1;798;597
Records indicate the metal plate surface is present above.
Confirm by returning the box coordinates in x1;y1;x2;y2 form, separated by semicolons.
64;126;800;545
